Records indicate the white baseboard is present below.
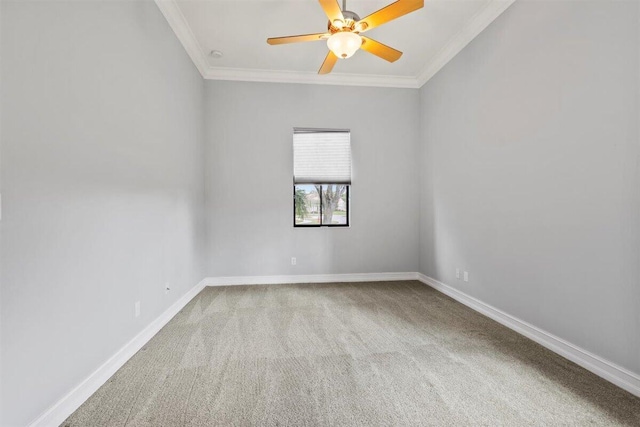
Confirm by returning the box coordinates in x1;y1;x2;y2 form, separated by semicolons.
27;279;208;427
26;272;640;427
417;273;640;399
204;272;419;286
205;271;640;398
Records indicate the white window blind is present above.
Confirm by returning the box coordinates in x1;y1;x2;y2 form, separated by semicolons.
293;129;352;184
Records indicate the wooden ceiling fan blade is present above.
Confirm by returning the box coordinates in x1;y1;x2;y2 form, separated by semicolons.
318;51;338;74
360;37;402;62
318;0;344;24
267;33;329;45
357;0;423;33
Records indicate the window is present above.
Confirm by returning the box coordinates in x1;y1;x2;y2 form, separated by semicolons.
294;184;349;226
293;129;351;227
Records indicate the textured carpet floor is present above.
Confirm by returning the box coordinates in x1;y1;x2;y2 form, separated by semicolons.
64;281;640;426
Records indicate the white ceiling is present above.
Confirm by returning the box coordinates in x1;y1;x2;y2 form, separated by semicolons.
156;0;515;88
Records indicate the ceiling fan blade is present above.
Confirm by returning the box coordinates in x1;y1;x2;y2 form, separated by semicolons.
360;36;402;62
357;0;423;33
318;0;344;24
318;51;338;74
267;33;329;45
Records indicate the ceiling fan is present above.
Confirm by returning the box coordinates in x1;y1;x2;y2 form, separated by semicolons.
267;0;424;74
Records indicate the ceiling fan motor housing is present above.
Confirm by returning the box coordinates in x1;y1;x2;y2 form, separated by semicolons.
328;10;364;33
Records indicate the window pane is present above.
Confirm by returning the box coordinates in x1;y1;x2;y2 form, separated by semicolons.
321;184;348;225
294;185;320;225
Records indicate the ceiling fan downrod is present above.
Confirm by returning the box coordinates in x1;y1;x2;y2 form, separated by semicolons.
336;0;361;29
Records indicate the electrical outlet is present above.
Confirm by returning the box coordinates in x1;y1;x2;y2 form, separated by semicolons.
165;282;171;294
456;268;460;279
135;301;141;317
464;271;469;282
291;257;297;266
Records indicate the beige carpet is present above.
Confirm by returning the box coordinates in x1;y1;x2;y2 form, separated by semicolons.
63;281;640;426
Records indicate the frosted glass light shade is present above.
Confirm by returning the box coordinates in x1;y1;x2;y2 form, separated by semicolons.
327;32;362;59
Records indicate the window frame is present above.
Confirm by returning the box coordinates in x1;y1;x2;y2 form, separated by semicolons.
293;184;350;228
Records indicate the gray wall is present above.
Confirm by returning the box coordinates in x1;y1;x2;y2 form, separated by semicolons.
2;0;639;424
0;1;206;425
419;0;640;376
204;81;420;277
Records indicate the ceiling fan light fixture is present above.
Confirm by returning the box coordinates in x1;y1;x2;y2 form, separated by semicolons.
327;32;362;59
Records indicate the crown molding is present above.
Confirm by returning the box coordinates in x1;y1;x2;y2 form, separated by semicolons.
204;67;420;89
154;0;210;77
155;0;516;89
416;0;516;86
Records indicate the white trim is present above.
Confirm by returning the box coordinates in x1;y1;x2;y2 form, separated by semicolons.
203;67;419;89
415;0;516;86
204;272;419;286
154;0;516;88
24;272;640;426
154;0;210;77
206;272;640;398
417;273;640;399
27;279;208;427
